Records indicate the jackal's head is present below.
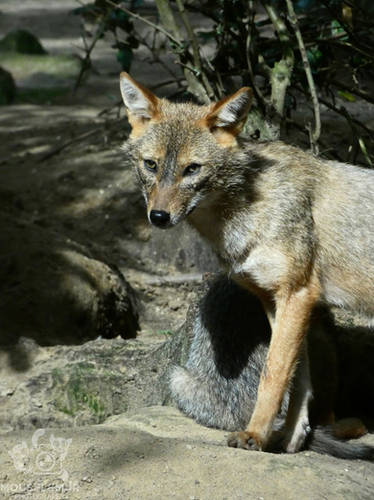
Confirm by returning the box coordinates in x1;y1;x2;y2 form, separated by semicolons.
120;73;252;229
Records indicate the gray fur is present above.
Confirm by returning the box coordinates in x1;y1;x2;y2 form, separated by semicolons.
170;276;374;460
170;277;276;431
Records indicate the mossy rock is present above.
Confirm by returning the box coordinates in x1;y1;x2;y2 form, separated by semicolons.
0;53;81;88
0;29;47;55
0;66;16;104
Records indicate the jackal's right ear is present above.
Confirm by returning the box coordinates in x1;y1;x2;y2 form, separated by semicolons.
204;87;253;146
120;72;159;137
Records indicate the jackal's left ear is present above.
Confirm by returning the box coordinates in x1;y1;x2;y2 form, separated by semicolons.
204;87;253;145
120;72;159;137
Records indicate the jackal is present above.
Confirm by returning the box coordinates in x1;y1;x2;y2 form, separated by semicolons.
119;72;374;453
170;274;374;460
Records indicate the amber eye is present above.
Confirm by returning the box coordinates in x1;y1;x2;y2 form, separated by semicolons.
144;159;157;172
183;163;201;176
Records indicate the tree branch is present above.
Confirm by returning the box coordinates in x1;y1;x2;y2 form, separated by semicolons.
245;1;269;111
285;0;321;153
154;0;210;103
261;1;294;135
295;84;374;164
329;79;374;105
105;0;181;46
174;0;215;100
73;18;106;93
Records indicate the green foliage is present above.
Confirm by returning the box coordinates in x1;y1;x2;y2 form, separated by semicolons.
337;90;356;102
116;43;133;71
306;47;323;70
72;0;141;73
73;0;374;164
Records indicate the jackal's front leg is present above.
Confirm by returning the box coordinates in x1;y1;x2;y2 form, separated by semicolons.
228;285;318;452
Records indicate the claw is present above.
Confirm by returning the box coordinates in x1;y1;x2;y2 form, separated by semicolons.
227;431;262;451
247;437;260;450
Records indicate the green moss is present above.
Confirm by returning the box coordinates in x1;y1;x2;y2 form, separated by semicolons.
59;405;75;416
53;363;106;420
156;329;174;337
51;368;64;382
75;362;96;371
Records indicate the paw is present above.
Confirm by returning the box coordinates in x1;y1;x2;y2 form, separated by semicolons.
227;431;262;451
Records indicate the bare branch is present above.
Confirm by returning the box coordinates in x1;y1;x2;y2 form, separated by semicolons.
295;84;374;164
262;2;289;42
105;0;181;46
73;19;105;93
261;1;294;133
39;128;102;162
174;0;215;99
285;117;344;162
285;0;321;153
245;1;269;111
134;31;181;84
154;0;210;103
318;94;374;137
329;79;374;105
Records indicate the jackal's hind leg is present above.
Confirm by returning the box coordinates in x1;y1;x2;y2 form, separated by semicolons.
282;340;313;452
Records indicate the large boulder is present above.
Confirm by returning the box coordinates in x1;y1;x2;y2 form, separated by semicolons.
0;288;190;430
0;215;139;346
0;337;168;430
0;30;47;55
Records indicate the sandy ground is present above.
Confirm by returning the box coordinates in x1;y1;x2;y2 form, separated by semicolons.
1;407;374;500
1;2;374;499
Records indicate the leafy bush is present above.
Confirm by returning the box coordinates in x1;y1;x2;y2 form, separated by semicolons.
73;0;374;164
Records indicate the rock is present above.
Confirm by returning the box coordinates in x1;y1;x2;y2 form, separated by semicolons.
1;406;373;499
1;270;373;436
0;281;193;430
0;309;190;429
0;66;16;104
0;30;47;55
0;214;139;346
0;337;155;429
143;222;219;273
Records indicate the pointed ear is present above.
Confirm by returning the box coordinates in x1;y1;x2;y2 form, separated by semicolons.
204;87;253;146
120;72;160;137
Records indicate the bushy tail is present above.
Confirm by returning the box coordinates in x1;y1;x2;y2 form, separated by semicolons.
307;426;374;460
169;365;253;431
170;366;374;461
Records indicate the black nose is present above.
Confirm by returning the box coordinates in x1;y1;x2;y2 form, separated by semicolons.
149;209;171;228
